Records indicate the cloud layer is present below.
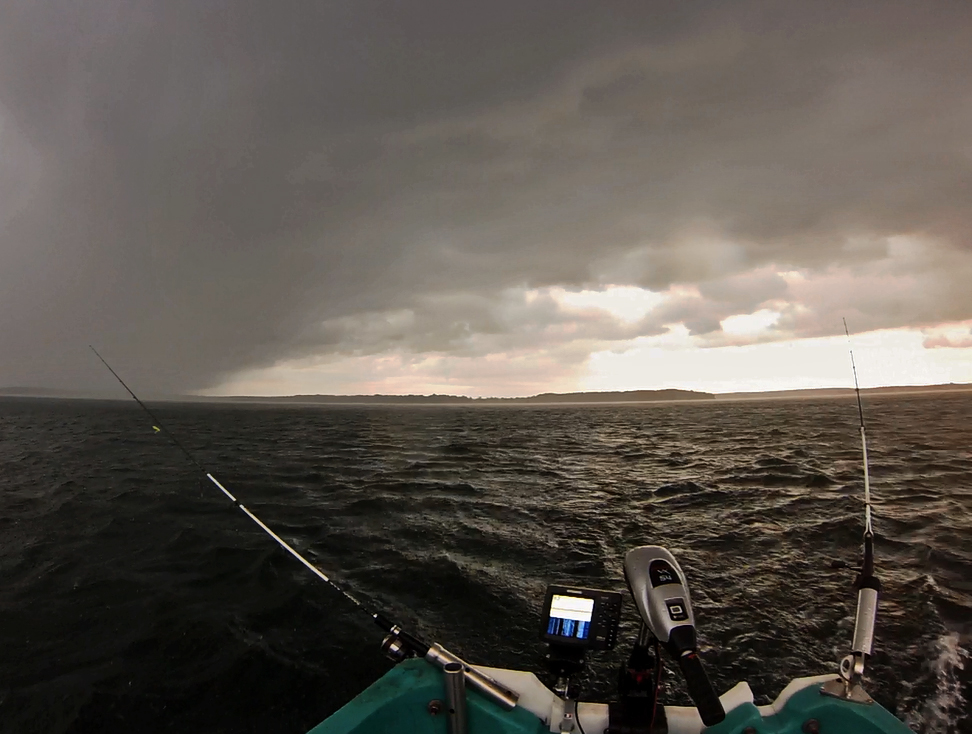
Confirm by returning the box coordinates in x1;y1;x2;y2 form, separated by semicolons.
1;1;970;393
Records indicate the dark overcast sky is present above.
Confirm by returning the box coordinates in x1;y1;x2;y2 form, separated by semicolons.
1;1;970;395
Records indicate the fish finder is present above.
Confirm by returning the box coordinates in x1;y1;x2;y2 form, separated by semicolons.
539;585;623;651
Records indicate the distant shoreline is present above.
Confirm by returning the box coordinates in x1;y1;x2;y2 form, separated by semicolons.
3;383;972;405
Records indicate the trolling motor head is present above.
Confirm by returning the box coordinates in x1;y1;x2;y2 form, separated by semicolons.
624;546;696;655
624;546;725;727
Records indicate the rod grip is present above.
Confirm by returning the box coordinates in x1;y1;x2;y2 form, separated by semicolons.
677;652;725;727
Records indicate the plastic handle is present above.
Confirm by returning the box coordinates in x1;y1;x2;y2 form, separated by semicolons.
677;652;725;727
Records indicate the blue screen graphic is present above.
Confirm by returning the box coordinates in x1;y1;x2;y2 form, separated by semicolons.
547;616;591;639
547;593;594;640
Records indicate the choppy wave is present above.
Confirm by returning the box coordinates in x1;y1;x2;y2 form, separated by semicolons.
1;394;971;733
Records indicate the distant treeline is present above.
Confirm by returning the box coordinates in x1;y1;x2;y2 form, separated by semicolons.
714;383;972;401
4;383;971;404
217;388;714;405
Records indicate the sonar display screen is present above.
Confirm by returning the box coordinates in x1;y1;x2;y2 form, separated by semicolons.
546;593;595;640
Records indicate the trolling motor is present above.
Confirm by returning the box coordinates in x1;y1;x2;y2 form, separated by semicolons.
617;546;726;730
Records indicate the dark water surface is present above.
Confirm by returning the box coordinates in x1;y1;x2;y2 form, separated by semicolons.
1;395;970;733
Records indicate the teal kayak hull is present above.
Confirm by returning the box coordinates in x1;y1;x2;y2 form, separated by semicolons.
308;659;545;734
706;684;912;734
310;659;913;734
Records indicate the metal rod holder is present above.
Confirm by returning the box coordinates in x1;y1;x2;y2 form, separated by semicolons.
444;662;468;734
426;643;519;710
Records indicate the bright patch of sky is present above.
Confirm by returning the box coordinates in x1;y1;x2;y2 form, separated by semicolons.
207;324;972;398
581;328;972;395
720;309;781;337
548;286;665;323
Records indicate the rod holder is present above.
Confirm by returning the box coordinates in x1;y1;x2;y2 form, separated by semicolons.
426;643;520;711
444;662;468;734
851;586;878;656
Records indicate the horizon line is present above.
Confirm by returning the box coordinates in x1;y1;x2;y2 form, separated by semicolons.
3;381;971;403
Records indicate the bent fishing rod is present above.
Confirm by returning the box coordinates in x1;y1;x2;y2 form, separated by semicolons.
89;346;519;710
822;322;881;702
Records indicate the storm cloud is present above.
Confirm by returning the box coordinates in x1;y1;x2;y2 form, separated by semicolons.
1;1;970;393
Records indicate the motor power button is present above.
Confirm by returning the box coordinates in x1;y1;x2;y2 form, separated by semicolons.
665;598;689;622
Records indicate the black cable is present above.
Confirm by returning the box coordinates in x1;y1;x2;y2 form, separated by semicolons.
650;637;662;730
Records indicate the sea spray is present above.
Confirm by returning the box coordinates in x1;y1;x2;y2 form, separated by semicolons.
904;630;969;734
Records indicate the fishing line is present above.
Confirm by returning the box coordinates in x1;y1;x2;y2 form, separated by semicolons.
89;345;366;610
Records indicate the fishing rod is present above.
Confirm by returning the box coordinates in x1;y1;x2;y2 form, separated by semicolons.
90;346;364;609
843;319;874;546
822;322;881;703
89;346;519;711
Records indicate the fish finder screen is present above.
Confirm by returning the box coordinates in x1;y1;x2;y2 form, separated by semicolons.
540;585;621;650
546;594;595;640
